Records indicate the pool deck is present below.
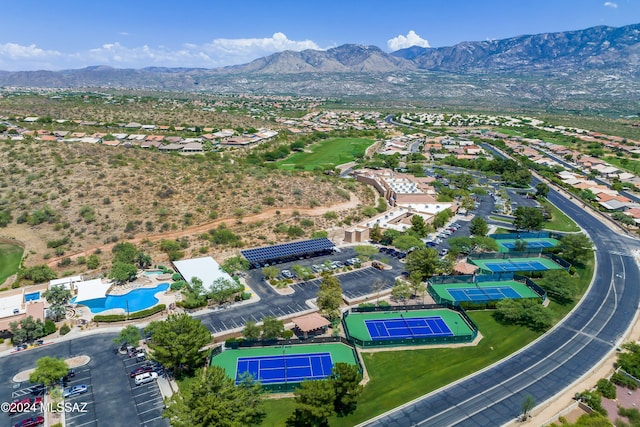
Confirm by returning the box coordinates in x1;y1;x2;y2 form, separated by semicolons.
72;275;176;318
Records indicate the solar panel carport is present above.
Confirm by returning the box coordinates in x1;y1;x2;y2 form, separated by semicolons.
241;238;335;268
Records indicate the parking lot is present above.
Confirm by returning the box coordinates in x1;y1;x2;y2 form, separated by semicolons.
119;351;167;427
291;266;396;300
64;366;97;427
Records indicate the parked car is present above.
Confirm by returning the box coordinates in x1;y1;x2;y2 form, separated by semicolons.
135;371;158;386
371;261;384;270
440;249;449;257
12;416;44;427
63;384;88;398
130;366;155;378
281;269;294;279
425;241;437;247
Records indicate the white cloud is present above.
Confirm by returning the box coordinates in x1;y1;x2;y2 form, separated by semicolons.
604;1;618;8
0;33;325;71
387;30;430;51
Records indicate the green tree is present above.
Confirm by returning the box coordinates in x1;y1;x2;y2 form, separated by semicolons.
262;266;279;280
145;314;211;374
521;395;536;421
135;252;152;269
513;206;545;231
408;271;426;301
537;270;577;304
18;265;57;283
432;209;453;229
391;279;412;304
221;256;250;274
410;215;428;238
369;224;383;243
353;245;377;260
86;254;100;269
316;273;343;320
243;321;261;341
261;316;284;340
596;378;616;399
558;233;593;265
112;325;142;349
42;284;72;321
29;356;69;386
330;363;363;417
112;242;138;264
535;182;550;198
469;217;488;236
287;380;336;427
392;235;424;251
616;342;640;379
163;366;264;427
405;248;440;281
513;239;528;251
10;316;45;344
109;262;138;284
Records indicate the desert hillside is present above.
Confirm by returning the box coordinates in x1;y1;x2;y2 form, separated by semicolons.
0;139;374;275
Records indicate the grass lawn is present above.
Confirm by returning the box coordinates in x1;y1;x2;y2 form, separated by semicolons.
541;200;581;232
258;312;541;427
604;156;640;175
0;242;23;286
276;138;374;171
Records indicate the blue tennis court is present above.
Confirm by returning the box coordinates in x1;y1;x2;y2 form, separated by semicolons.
365;316;453;340
483;260;549;272
447;286;522;302
500;241;554;249
235;352;333;384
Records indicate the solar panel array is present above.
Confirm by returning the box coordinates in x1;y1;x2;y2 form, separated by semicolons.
241;238;335;267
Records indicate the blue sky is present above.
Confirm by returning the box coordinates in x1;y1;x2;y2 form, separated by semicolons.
0;0;637;71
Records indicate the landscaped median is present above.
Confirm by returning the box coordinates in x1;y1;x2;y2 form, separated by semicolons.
92;304;166;323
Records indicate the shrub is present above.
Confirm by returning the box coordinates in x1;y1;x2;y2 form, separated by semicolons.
282;330;294;339
93;314;126;322
59;324;71;335
377;301;391;308
44;319;57;335
170;280;187;291
241;292;251;300
128;304;165;320
611;371;638;390
596;378;616;399
171;273;182;281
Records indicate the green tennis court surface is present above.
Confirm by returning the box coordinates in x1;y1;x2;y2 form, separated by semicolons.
344;309;473;343
470;256;563;273
429;280;541;304
211;343;358;386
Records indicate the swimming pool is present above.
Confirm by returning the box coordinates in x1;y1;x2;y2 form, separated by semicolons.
71;283;169;314
143;270;164;276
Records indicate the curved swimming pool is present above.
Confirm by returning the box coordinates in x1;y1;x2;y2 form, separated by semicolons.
72;283;169;314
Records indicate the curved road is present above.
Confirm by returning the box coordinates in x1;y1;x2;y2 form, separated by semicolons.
362;155;640;426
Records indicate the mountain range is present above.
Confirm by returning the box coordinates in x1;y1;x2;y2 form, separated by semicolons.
1;23;639;113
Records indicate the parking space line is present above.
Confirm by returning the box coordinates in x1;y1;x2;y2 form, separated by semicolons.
133;388;157;397
70;420;98;427
142;415;165;423
139;405;164;415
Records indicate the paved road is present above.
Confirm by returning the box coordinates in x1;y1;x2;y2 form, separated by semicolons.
362;150;640;426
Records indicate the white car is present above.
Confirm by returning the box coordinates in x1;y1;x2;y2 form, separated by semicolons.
134;371;158;386
63;384;88;398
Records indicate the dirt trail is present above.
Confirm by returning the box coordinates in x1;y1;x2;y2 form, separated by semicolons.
46;194;361;267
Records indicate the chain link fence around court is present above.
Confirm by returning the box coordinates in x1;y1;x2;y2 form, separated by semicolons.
212;336;363;393
343;304;478;348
